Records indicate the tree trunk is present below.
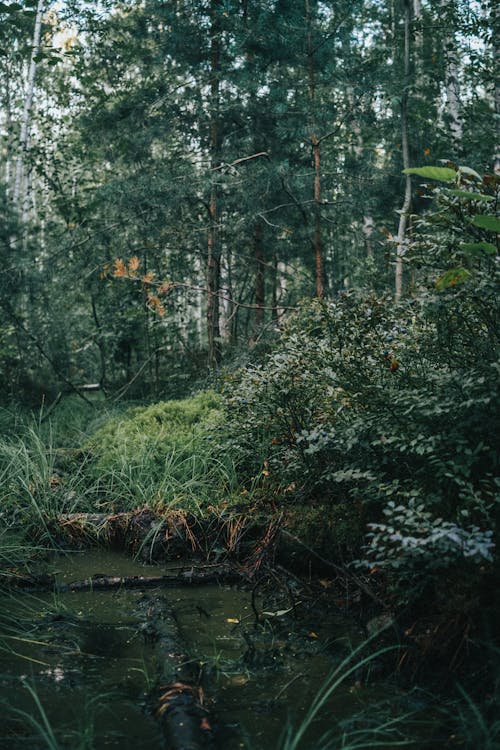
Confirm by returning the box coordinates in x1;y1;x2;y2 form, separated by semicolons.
395;0;412;302
13;0;44;208
306;0;324;298
491;0;500;173
440;0;463;151
254;221;265;329
363;216;375;258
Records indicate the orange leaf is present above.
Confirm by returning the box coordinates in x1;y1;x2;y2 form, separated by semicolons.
113;258;127;277
147;295;166;316
128;255;140;272
142;271;154;283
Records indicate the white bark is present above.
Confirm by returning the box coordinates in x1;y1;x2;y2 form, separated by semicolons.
363;216;375;258
492;0;500;173
440;0;463;148
395;0;412;302
12;0;44;207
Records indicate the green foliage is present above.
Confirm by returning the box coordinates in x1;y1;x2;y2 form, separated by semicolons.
220;169;499;584
84;391;234;511
365;500;494;572
87;391;222;473
403;166;457;182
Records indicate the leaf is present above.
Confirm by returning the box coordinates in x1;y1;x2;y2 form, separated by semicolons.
460;242;496;256
448;189;494;202
435;267;471;291
458;166;482;181
128;255;140;272
403;166;456;182
471;215;500;233
113;258;127;277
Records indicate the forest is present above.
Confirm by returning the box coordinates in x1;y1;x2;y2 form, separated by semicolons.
0;0;499;748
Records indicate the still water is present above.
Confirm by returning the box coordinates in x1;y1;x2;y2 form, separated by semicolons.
0;550;434;749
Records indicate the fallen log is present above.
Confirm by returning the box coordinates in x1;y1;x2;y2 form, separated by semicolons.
2;568;245;593
138;595;214;749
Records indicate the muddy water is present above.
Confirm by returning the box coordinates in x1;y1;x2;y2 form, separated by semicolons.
0;550;431;749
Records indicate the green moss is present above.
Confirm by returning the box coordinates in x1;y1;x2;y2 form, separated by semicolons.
86;390;223;479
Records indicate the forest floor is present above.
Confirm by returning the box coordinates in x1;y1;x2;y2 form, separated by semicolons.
0;393;498;749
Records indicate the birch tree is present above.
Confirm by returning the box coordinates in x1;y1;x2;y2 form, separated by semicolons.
439;0;464;152
12;0;44;209
395;0;413;301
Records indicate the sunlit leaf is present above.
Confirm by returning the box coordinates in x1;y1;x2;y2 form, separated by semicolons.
448;189;494;202
403;166;456;182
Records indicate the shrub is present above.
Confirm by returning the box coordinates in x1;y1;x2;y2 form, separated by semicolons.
219;167;499;583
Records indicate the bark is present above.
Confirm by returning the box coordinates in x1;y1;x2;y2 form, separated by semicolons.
492;0;500;172
4;568;244;593
271;252;279;322
142;597;214;749
306;0;324;298
395;0;412;302
440;0;463;150
13;0;44;207
362;216;375;258
254;221;265;328
91;295;107;391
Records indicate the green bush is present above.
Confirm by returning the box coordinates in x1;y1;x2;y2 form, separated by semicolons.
219;167;499;584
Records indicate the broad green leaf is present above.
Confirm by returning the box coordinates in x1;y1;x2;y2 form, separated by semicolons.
471;215;500;232
435;267;471;291
458;166;482;181
449;189;494;202
460;242;497;256
403;166;456;182
0;1;22;9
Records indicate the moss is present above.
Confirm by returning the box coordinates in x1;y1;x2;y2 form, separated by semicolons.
86;390;223;478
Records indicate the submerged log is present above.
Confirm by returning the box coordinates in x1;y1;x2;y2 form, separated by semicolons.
3;567;244;593
155;682;212;750
139;595;213;749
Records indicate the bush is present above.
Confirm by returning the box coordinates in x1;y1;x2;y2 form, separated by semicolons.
219;167;499;583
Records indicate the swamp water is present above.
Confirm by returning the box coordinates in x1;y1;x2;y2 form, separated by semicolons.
0;550;433;749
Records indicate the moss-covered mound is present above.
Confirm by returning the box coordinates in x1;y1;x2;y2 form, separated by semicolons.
84;392;224;509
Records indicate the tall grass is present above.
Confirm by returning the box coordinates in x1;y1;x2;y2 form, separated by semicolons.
1;679;108;750
279;639;418;750
0;421;96;567
92;445;240;513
